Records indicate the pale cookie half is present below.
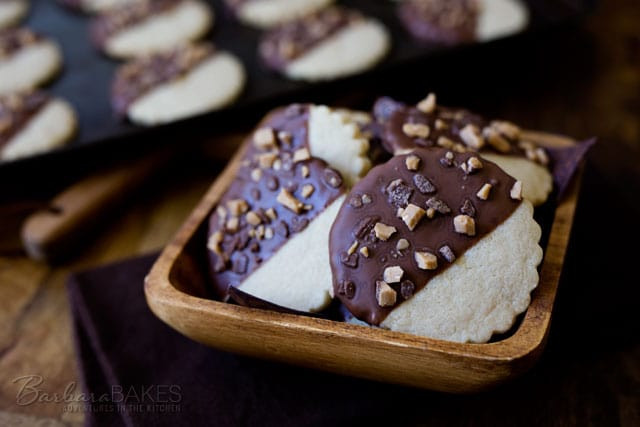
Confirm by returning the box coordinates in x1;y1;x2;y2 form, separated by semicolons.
93;0;213;59
381;201;542;343
0;0;28;29
229;0;334;29
61;0;145;14
1;97;77;161
308;105;371;188
477;0;528;41
127;52;245;125
0;29;62;95
482;153;552;207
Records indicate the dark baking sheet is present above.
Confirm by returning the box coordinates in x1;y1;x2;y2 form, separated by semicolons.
10;0;591;169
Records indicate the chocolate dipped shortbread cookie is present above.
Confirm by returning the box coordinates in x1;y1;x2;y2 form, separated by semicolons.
0;91;77;161
374;94;553;206
207;104;372;312
259;7;390;82
91;0;213;59
225;0;333;29
0;28;62;95
111;43;245;125
398;0;528;45
330;148;542;343
0;0;28;29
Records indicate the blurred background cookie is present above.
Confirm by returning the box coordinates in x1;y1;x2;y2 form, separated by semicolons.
398;0;528;45
373;94;553;206
59;0;145;14
111;43;245;125
0;0;28;29
259;7;390;81
91;0;213;59
0;91;77;161
225;0;333;29
0;28;62;95
330;148;542;343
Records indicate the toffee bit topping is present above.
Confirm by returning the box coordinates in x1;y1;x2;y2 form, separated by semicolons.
396;238;410;251
250;168;262;182
510;180;523;200
254;127;277;150
376;281;397;307
426;208;436;218
246;211;262;226
207;231;224;254
459;198;476;217
426;197;450;214
439;245;456;263
258;152;278;168
264;227;274;240
227;199;248;216
535;147;549;166
483;126;511;153
490;120;521;140
435;119;448;131
417;93;436;114
293;147;311;163
226;217;239;233
383;266;404;283
300;165;310;178
349;194;363;208
347;240;359;255
359;246;370;257
476;183;492;200
401;203;426;230
466;157;483;173
276;188;304;213
323;168;343;188
386;179;413;208
400;280;415;299
414;251;437;270
460;124;484;149
265;208;277;221
405;154;421;171
301;184;315;198
402;122;430;139
374;222;396;241
362;194;372;204
277;130;292;144
453;214;476;236
413;174;436;194
340;252;358;268
437;136;455;149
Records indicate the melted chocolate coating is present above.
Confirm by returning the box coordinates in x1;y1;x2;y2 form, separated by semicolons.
206;105;345;301
0;91;50;151
0;28;44;59
111;43;215;115
259;7;364;71
373;96;549;165
91;0;183;47
397;0;479;45
329;147;521;325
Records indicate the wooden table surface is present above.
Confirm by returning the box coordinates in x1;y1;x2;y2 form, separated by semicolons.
1;0;639;425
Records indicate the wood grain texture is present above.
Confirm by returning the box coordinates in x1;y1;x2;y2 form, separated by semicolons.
144;131;582;392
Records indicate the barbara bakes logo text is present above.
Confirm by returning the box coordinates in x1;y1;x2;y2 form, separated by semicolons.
13;375;182;413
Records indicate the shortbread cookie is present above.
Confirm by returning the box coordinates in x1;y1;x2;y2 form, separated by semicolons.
59;0;144;14
0;91;77;161
398;0;527;44
373;95;553;206
0;0;28;29
91;0;213;59
226;0;333;29
0;28;62;95
330;148;542;343
111;43;245;125
206;104;372;311
259;7;390;81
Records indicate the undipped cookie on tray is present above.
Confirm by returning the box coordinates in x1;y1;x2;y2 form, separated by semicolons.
398;0;528;45
329;147;542;343
0;91;77;161
259;6;390;82
0;0;28;29
90;0;213;59
111;43;245;125
225;0;333;29
206;104;372;312
0;28;62;95
373;94;553;206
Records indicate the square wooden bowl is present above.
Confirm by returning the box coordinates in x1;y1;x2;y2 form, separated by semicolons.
145;131;581;393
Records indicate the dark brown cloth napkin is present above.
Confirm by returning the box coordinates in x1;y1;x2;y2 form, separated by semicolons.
67;163;639;427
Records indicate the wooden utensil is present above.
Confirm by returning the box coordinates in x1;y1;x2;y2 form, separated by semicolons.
144;131;582;392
